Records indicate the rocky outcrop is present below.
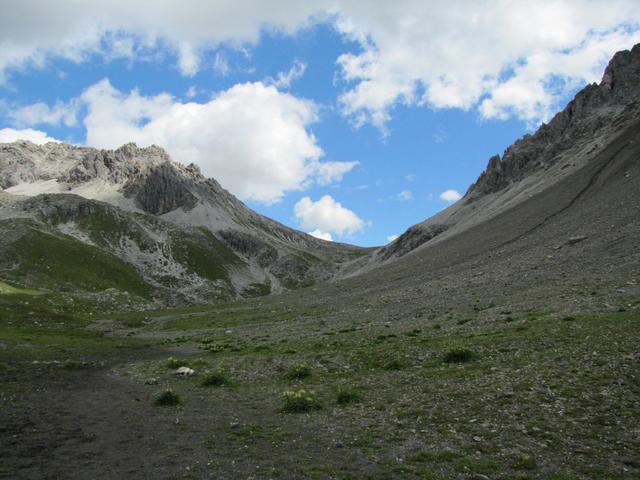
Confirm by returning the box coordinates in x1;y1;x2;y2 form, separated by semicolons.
469;43;640;197
377;224;448;261
123;163;199;215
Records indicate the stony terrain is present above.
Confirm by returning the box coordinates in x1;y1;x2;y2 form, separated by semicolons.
0;45;639;479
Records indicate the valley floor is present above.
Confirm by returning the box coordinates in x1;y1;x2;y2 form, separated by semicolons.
1;277;639;480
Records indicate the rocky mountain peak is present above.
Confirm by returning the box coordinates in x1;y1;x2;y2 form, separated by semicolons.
468;43;640;197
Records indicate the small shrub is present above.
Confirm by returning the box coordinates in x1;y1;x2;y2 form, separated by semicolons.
383;359;405;371
285;364;312;381
62;359;82;370
281;389;321;413
336;389;361;406
443;349;476;364
153;389;181;406
166;357;187;369
201;368;228;387
513;455;537;470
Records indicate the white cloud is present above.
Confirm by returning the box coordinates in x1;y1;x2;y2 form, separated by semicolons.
294;195;364;236
333;1;640;128
398;190;412;201
0;1;638;127
0;128;60;144
387;234;399;242
76;79;354;204
268;60;307;89
185;86;197;99
314;160;359;186
0;1;324;82
439;189;462;202
309;229;333;241
405;174;416;182
9;100;78;127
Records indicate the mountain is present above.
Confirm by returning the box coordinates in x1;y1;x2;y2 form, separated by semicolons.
348;43;640;274
0;142;367;307
1;44;639;310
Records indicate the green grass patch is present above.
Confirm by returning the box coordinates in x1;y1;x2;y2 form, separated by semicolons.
336;389;361;406
443;348;477;364
285;364;312;381
153;389;181;406
0;280;43;296
281;389;321;413
455;457;501;474
201;368;229;387
5;225;152;297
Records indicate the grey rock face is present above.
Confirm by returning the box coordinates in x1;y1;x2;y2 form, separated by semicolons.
469;43;640;197
378;224;448;261
123;163;198;215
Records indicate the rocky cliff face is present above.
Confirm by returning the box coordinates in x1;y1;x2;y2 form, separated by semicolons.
469;43;640;197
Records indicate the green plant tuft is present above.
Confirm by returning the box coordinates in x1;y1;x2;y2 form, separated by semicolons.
153;389;181;406
165;357;187;369
443;348;476;363
201;368;229;387
281;389;321;413
285;364;312;381
336;389;361;406
383;359;405;371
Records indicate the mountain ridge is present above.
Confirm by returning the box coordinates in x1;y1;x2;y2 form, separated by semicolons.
352;42;640;274
0;142;368;306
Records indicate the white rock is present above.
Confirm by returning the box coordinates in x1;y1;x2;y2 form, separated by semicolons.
174;367;194;376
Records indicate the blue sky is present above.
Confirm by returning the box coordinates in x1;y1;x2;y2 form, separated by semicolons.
1;2;639;246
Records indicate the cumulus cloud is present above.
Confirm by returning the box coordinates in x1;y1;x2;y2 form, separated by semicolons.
75;79;355;203
8;100;79;128
1;1;639;127
387;234;399;242
334;1;640;128
0;128;60;144
439;189;462;202
308;229;333;241
294;195;365;236
0;1;323;81
314;160;359;186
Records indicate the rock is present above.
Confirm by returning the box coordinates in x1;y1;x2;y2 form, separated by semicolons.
174;367;194;376
378;223;448;261
566;235;588;245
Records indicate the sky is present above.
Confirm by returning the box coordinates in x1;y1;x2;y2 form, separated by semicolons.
1;1;639;246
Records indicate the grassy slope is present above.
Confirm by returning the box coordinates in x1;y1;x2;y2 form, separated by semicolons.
3;225;153;298
0;280;42;295
169;228;243;282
